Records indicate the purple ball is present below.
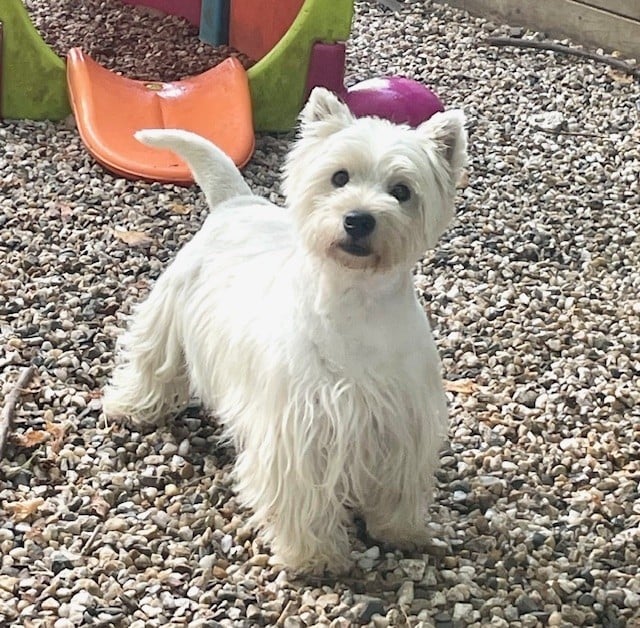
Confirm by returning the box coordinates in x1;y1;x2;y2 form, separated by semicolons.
344;77;444;127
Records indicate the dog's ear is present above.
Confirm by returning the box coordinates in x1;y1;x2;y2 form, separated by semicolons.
418;109;468;183
299;88;354;136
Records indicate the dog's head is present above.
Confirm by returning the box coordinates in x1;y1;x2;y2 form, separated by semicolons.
282;88;467;272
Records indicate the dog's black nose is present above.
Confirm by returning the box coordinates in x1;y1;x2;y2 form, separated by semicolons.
343;211;376;239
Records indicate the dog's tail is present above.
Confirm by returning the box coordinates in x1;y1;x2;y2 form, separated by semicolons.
135;129;252;208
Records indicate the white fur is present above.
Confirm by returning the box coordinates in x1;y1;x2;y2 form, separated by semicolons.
104;88;468;572
135;128;252;207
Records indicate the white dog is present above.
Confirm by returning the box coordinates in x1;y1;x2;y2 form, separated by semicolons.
103;88;467;572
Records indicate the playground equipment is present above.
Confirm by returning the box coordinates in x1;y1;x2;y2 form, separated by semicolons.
305;42;444;127
66;53;254;183
0;0;70;120
0;0;444;183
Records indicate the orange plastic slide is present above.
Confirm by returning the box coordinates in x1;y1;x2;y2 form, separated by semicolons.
66;49;254;184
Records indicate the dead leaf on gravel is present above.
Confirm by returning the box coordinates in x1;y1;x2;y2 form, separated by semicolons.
607;68;635;84
24;525;45;542
89;494;111;518
46;420;66;453
6;498;45;521
110;228;154;247
444;379;478;394
457;170;469;189
11;429;48;448
58;202;74;221
170;202;192;215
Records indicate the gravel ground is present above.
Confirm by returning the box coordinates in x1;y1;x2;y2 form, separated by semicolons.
27;0;254;80
2;1;640;627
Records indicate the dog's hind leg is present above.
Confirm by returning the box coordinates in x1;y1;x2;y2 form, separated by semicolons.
103;272;190;425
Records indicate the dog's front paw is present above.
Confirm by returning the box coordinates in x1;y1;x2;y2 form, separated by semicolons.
366;522;431;552
272;549;353;576
269;535;353;575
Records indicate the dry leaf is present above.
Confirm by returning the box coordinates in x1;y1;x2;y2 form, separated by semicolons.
46;420;66;454
11;429;48;448
457;170;470;189
444;379;478;394
45;420;65;440
6;498;45;521
58;202;74;221
89;494;112;518
110;228;153;247
607;68;634;84
24;526;45;542
170;202;192;215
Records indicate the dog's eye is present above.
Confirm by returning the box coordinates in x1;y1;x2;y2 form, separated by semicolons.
331;170;350;188
389;183;411;202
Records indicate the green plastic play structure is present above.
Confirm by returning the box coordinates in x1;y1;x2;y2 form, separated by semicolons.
0;0;353;131
248;0;352;131
0;0;71;120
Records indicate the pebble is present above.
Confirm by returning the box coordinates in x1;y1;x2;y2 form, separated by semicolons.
397;581;415;607
452;602;474;621
354;598;386;623
399;558;427;581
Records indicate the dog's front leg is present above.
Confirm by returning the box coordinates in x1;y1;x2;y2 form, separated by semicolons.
267;493;352;574
362;475;432;549
234;446;352;573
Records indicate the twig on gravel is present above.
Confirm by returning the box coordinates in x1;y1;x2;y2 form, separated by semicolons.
80;523;103;557
531;124;613;140
377;0;403;11
0;365;36;459
483;36;640;78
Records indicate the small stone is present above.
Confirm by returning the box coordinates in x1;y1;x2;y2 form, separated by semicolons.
624;590;640;608
104;517;128;532
246;552;268;567
246;604;261;619
212;566;227;579
531;531;548;548
516;594;539;615
447;583;470;603
316;593;340;608
561;607;586;625
371;615;390;628
0;576;17;593
69;590;93;611
354;598;385;623
363;545;381;560
397;581;414;607
164;484;179;497
477;475;503;488
51;550;76;574
433;611;453;628
421;566;437;587
399;558;426;581
424;537;448;557
452;602;473;621
41;597;60;611
220;534;233;554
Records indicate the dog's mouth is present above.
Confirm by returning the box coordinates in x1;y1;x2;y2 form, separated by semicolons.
337;240;372;257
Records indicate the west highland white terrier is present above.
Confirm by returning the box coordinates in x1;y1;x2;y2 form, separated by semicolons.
103;88;467;572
